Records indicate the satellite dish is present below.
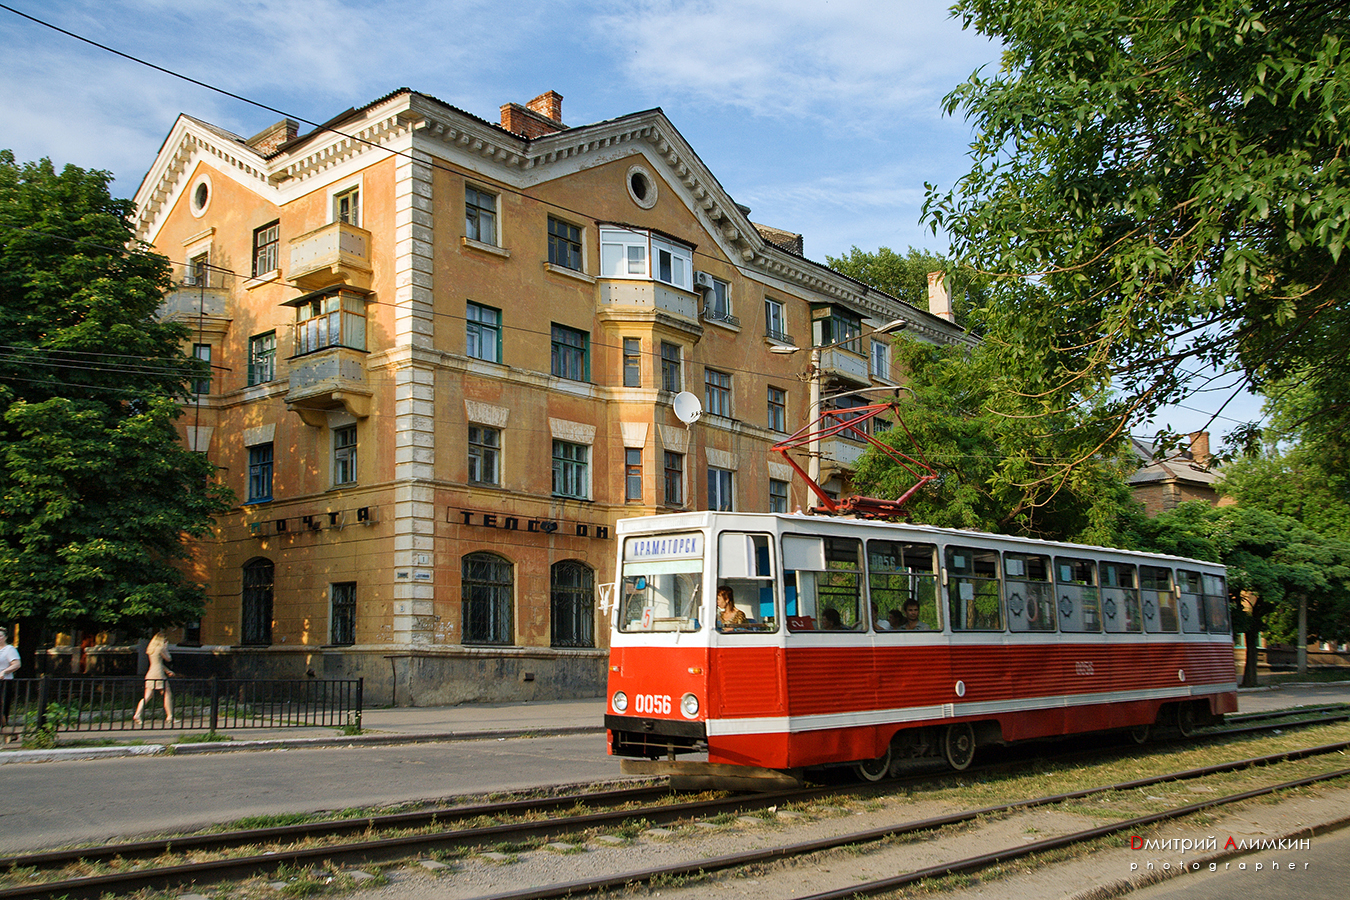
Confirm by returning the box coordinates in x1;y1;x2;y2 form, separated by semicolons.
672;391;703;425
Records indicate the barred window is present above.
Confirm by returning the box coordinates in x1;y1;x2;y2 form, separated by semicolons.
241;558;274;646
550;560;595;648
462;552;513;645
330;582;356;646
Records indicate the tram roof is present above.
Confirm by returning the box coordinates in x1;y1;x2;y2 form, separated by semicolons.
614;511;1225;571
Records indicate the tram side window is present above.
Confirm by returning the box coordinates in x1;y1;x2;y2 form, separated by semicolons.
1004;553;1055;632
1203;573;1231;633
784;535;863;631
1101;562;1142;633
946;546;1004;631
1056;557;1102;633
716;531;778;633
1140;566;1179;633
1177;569;1207;633
868;540;941;632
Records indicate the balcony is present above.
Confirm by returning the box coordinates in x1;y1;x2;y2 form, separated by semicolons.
159;284;230;322
817;346;870;385
285;346;372;425
820;434;867;472
597;279;703;337
288;221;373;292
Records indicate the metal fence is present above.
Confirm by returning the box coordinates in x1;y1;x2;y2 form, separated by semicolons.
3;676;363;735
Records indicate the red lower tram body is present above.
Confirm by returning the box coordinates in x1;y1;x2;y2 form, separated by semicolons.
606;638;1237;773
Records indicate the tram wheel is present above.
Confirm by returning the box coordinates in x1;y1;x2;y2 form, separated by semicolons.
943;723;976;771
853;745;892;782
1129;724;1151;745
1175;704;1197;738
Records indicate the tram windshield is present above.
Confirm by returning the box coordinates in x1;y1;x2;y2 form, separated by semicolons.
618;533;704;632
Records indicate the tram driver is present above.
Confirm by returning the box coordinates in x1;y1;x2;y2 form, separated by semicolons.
716;585;747;628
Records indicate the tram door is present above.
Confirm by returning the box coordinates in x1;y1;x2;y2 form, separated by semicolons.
713;532;785;719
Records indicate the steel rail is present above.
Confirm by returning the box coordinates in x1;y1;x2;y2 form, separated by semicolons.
5;715;1347;899
461;739;1350;900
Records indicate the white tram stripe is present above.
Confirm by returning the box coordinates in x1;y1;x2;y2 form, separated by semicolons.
704;682;1239;737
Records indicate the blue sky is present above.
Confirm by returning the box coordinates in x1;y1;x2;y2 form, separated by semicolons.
0;0;1262;441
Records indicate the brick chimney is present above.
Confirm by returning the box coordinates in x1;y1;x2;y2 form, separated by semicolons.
247;119;299;155
1187;431;1212;467
500;91;567;138
927;272;955;322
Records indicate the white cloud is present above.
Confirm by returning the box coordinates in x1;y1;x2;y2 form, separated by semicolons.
595;0;997;127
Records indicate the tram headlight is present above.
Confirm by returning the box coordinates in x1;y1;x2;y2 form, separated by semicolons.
612;691;628;714
680;693;700;719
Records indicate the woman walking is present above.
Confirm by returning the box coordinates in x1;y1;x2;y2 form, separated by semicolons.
133;633;174;725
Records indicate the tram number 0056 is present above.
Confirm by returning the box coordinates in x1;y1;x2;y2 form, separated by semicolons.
1075;661;1095;676
634;694;672;715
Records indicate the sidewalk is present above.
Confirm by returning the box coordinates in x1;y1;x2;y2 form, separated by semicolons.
0;697;609;764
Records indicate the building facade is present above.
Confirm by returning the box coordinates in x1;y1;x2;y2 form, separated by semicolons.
133;90;969;705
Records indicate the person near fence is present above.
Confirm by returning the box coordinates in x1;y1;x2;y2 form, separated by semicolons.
0;627;19;735
133;632;174;725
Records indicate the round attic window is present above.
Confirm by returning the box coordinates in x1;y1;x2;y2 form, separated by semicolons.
626;165;657;210
189;174;212;218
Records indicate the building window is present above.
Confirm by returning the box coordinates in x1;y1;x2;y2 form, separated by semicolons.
248;331;276;386
705;368;732;417
551;560;595;648
831;395;871;438
704;277;731;320
294;290;367;354
241;557;274;646
330;582;356;646
767;387;787;433
660;342;682;392
188;251;209;287
192;343;211;395
333;424;357;485
252;221;279;276
598;227;693;291
708;467;735;511
871;339;890;379
465;185;497;245
552;440;589;499
466;302;502;363
462;552;513;645
663;451;684;506
765;297;789;342
622;337;641;387
247;442;274;502
334;187;359;226
819;308;863;354
547;217;583;271
770;478;789;513
625;448;643;502
468;425;500;485
550;324;589;381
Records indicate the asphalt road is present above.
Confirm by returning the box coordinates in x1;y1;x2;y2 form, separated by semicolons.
0;733;620;854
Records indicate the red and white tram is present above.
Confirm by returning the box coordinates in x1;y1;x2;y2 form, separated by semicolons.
604;511;1237;786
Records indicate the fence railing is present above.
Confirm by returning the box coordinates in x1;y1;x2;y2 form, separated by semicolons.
3;676;363;735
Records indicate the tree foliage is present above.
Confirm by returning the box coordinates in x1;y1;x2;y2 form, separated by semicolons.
852;338;1139;545
0;152;230;633
825;246;990;328
929;1;1350;449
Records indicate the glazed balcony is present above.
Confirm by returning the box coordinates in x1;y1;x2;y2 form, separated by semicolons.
288;221;373;292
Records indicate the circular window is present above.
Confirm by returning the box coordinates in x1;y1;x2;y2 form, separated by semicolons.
189;174;212;218
626;164;657;209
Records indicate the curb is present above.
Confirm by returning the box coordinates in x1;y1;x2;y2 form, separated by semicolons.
0;724;605;764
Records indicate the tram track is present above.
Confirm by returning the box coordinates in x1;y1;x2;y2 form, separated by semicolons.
3;711;1347;899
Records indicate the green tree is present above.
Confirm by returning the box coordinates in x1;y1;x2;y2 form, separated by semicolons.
0;152;230;639
825;245;989;328
1126;502;1350;685
929;1;1350;450
852;339;1139;545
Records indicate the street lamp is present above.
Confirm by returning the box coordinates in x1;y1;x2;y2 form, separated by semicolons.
770;318;909;486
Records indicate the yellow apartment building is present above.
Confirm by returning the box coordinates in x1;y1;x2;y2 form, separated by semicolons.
133;89;970;705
